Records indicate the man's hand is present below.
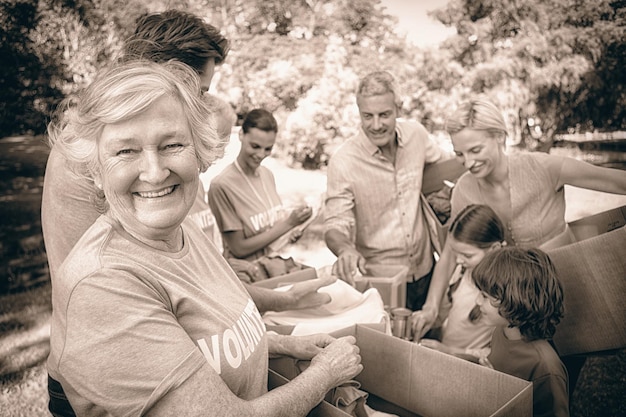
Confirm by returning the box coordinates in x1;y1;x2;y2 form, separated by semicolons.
281;276;336;310
332;248;367;286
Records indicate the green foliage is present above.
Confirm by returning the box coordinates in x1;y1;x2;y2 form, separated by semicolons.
427;0;626;148
280;36;360;169
0;0;142;135
216;33;324;114
2;0;624;161
210;0;408;168
0;0;61;135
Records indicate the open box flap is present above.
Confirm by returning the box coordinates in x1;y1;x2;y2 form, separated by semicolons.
547;225;626;356
271;324;532;417
353;325;532;417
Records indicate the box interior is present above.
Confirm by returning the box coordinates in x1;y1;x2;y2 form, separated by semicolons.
354;264;408;308
271;324;532;417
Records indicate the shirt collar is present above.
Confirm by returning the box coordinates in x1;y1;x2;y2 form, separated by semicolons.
357;122;405;156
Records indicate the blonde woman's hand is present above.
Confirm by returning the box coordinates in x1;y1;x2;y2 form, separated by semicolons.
479;355;494;369
418;338;452;354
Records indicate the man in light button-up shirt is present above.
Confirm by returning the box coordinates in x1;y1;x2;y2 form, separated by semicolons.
324;71;442;310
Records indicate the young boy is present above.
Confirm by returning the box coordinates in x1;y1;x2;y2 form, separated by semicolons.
472;247;569;417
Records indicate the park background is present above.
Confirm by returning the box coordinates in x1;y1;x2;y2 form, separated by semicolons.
1;0;626;415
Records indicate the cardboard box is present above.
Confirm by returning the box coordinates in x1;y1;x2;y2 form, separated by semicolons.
421;159;466;254
254;263;408;310
268;370;348;417
270;324;533;417
421;156;626;356
354;264;408;308
546;206;626;356
255;268;389;335
422;158;467;196
566;205;626;242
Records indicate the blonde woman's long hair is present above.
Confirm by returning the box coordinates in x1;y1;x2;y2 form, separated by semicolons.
445;96;508;140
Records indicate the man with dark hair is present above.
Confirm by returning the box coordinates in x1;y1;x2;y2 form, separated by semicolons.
123;10;229;93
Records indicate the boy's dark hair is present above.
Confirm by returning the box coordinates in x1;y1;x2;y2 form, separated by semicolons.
472;247;564;341
122;9;230;73
242;109;278;134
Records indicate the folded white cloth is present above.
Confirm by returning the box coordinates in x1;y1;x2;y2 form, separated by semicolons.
263;279;388;336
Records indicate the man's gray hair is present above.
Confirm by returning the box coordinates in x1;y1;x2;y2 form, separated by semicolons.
356;71;403;109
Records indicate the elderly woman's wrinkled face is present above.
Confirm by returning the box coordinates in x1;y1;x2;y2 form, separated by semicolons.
95;95;199;242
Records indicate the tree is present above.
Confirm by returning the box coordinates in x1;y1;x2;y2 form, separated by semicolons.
281;36;360;168
0;0;143;135
1;0;419;168
0;0;62;135
210;0;410;167
428;0;626;148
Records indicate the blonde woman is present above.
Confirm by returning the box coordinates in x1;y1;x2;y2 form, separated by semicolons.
412;96;626;395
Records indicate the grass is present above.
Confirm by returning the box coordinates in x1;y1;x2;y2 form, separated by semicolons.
0;284;51;416
2;134;626;415
570;350;626;417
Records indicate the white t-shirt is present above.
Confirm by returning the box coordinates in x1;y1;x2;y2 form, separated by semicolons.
441;266;495;358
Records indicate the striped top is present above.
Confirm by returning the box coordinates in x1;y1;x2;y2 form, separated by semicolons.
324;120;442;280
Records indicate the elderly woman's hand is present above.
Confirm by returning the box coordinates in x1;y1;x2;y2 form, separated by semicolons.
278;333;336;360
310;336;363;387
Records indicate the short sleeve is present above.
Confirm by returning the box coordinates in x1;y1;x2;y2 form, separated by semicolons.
208;180;243;233
449;173;480;222
58;270;204;415
424;131;443;164
532;372;569;417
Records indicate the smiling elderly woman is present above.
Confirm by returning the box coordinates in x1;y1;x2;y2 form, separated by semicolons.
46;60;362;417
